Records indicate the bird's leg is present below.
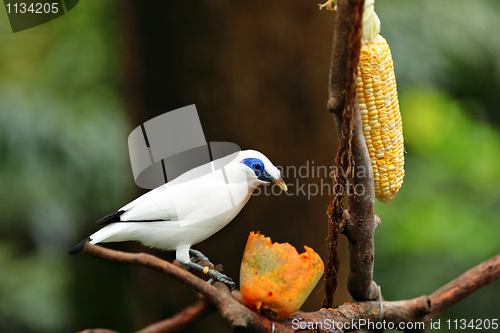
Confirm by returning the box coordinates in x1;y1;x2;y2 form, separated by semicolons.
182;260;235;290
188;249;216;285
189;249;213;266
177;246;235;290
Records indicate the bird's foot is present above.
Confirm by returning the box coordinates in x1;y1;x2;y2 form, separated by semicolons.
183;261;235;290
189;249;214;266
206;269;235;290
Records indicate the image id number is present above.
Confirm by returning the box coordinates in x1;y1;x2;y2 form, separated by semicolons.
6;3;59;14
446;319;498;330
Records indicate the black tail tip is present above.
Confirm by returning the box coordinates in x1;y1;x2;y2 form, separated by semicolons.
68;237;91;255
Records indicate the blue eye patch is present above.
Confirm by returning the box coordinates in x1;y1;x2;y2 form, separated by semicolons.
242;158;272;182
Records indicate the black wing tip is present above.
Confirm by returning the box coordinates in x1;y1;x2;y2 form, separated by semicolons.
96;210;125;226
68;237;92;255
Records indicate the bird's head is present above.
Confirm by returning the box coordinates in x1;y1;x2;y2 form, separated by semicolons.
237;150;288;191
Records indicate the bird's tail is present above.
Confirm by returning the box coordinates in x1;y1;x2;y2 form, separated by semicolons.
68;237;91;255
68;223;129;255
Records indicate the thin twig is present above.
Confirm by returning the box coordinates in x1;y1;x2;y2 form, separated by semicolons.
136;298;215;333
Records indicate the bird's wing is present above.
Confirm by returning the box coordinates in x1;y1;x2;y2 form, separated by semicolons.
117;186;179;222
97;156;246;225
96;189;177;225
111;170;232;223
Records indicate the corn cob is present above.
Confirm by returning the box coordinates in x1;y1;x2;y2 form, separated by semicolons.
357;35;404;203
320;0;405;202
357;1;404;203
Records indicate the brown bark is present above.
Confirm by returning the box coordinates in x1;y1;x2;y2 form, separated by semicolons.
324;0;379;306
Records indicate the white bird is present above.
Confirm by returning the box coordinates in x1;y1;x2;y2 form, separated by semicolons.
69;149;287;288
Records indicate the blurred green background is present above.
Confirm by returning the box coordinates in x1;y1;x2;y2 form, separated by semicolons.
0;0;499;332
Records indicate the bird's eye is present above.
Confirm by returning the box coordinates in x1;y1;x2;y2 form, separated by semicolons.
254;163;262;170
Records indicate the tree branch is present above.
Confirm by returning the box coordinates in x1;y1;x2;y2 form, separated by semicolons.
287;296;430;332
426;253;500;320
335;0;381;303
325;0;379;304
341;102;379;303
328;0;363;116
82;243;293;333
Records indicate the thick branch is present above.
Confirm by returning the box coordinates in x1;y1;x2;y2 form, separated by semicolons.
328;0;364;116
327;0;378;303
337;0;380;303
327;7;347;114
426;254;500;320
341;103;379;302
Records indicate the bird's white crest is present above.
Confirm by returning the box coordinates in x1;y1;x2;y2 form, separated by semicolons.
233;149;282;183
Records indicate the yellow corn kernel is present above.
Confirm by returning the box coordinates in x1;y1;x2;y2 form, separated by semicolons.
357;34;404;203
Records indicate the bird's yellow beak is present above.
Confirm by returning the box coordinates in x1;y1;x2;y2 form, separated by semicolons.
273;178;288;192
